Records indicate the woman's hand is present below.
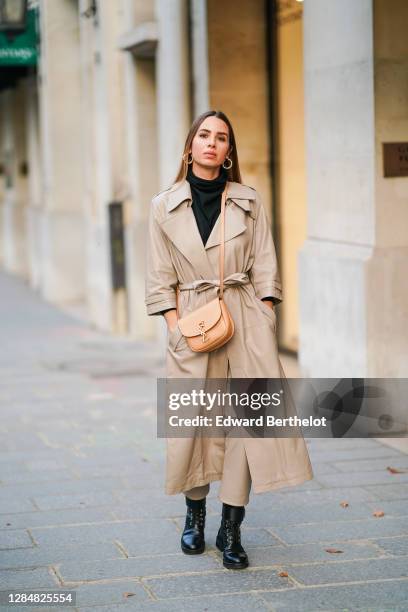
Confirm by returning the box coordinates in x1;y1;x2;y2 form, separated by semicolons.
164;309;178;332
261;299;275;310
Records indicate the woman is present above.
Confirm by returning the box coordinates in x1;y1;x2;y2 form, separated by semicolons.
145;110;314;570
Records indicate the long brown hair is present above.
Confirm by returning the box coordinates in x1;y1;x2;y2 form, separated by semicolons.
174;110;242;184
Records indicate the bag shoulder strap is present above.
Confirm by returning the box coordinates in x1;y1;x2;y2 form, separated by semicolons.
219;184;227;300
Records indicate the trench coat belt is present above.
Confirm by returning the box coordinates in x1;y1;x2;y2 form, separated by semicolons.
178;272;250;293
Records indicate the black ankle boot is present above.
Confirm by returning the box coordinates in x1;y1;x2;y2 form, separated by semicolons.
216;503;248;569
181;496;206;554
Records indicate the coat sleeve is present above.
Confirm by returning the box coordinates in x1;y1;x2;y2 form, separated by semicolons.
248;192;283;305
145;204;178;316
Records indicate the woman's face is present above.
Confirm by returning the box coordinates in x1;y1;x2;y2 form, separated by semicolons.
190;116;231;170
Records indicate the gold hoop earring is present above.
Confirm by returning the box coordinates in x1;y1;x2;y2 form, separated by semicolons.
183;152;193;165
222;156;233;170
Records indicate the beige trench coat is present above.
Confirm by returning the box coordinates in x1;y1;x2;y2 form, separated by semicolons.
145;179;314;495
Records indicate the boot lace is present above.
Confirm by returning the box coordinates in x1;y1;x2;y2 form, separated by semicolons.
224;519;241;548
186;506;206;530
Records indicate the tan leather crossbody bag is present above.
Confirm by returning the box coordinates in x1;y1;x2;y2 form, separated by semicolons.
175;185;235;353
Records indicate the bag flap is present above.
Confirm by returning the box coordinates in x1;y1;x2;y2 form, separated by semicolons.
178;297;222;337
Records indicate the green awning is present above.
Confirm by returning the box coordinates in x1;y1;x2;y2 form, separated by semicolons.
0;7;38;66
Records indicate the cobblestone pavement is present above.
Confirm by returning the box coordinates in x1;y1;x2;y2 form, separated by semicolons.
0;270;408;612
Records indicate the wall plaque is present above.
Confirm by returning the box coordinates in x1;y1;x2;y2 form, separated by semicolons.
383;142;408;177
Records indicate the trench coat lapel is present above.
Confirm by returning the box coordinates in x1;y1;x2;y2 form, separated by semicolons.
227;182;257;220
205;200;246;250
204;181;256;250
159;181;213;278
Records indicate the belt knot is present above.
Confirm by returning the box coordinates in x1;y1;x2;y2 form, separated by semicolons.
178;272;250;294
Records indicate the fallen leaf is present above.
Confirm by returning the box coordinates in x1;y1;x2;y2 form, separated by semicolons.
373;510;385;517
386;466;408;474
340;501;349;508
325;548;343;554
278;571;288;577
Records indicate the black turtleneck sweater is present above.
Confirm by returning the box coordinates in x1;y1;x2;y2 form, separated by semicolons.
160;167;275;313
187;165;228;246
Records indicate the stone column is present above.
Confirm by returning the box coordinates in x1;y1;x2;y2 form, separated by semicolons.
122;52;159;340
1;84;28;277
155;0;191;189
78;0;128;333
0;96;3;265
38;0;85;303
299;0;408;378
116;0;160;340
190;0;210;116
25;75;42;289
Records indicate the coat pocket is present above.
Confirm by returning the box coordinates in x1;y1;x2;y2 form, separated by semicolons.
255;297;277;330
168;323;187;352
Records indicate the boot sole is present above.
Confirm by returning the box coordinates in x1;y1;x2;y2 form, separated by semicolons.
223;560;249;570
181;543;205;555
